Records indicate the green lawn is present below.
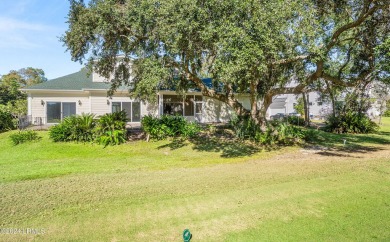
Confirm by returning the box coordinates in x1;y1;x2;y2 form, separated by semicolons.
0;119;389;241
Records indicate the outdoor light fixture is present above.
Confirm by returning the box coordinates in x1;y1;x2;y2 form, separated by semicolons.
41;100;45;106
78;100;82;105
107;99;110;105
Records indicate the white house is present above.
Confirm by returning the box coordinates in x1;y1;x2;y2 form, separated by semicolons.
21;68;253;125
25;67;373;125
268;92;332;119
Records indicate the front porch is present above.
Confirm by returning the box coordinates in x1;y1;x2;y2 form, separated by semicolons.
157;92;204;123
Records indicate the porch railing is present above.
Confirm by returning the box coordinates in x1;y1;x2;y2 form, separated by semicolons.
17;115;47;129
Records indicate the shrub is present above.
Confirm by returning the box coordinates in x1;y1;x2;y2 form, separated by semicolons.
49;112;128;146
0;109;16;132
95;111;128;146
303;128;320;142
141;115;200;140
324;112;378;134
10;130;41;145
284;116;305;126
229;115;262;140
49;122;72;142
258;122;306;145
273;123;305;144
324;92;378;134
230;115;307;145
95;129;127;147
49;113;96;142
142;115;170;140
68;113;96;142
182;122;201;138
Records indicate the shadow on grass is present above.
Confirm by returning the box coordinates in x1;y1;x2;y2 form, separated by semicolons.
315;151;356;157
157;128;389;159
341;144;386;153
190;136;264;158
157;135;267;158
315;145;384;158
306;129;388;157
377;131;390;136
312;129;390;147
157;138;188;150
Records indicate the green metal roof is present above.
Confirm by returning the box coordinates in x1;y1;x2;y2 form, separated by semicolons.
23;69;125;91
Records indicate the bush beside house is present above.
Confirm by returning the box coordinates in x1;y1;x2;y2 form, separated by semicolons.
141;115;200;140
49;111;128;146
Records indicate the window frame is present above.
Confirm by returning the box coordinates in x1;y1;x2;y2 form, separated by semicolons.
111;101;141;122
46;101;76;123
163;95;202;116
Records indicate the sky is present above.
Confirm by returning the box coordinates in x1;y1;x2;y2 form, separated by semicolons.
0;0;84;79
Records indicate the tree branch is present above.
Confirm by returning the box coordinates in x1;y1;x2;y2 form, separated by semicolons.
326;1;379;51
271;55;309;65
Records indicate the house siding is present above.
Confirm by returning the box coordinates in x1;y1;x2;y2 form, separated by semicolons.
27;90;159;124
90;94;110;116
30;92;90;124
89;92;156;119
202;95;251;123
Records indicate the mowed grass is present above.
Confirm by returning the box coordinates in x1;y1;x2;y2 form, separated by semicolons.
0;119;390;241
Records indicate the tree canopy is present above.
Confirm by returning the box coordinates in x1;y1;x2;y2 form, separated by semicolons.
62;0;389;125
0;67;47;115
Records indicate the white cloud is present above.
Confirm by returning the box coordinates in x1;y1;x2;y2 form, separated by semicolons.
0;17;59;49
0;0;31;16
0;35;41;49
0;17;49;32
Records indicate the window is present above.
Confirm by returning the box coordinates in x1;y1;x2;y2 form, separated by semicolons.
317;102;323;106
184;96;194;116
163;95;202;116
62;102;76;118
132;102;141;122
112;102;141;122
163;95;183;116
47;102;76;123
47;102;61;123
309;102;313;106
112;102;121;113
122;102;132;120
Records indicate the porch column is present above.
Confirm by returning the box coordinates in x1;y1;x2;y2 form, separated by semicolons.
27;94;32;116
158;94;163;116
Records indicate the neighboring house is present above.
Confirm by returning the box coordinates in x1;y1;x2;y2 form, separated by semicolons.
21;69;252;125
269;81;385;119
268;92;332;119
367;81;390;118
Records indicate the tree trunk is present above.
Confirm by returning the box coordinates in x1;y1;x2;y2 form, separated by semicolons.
250;80;259;123
257;94;273;131
302;92;310;126
325;80;337;118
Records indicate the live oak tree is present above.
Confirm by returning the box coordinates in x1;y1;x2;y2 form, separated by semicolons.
304;0;389;124
62;0;389;127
